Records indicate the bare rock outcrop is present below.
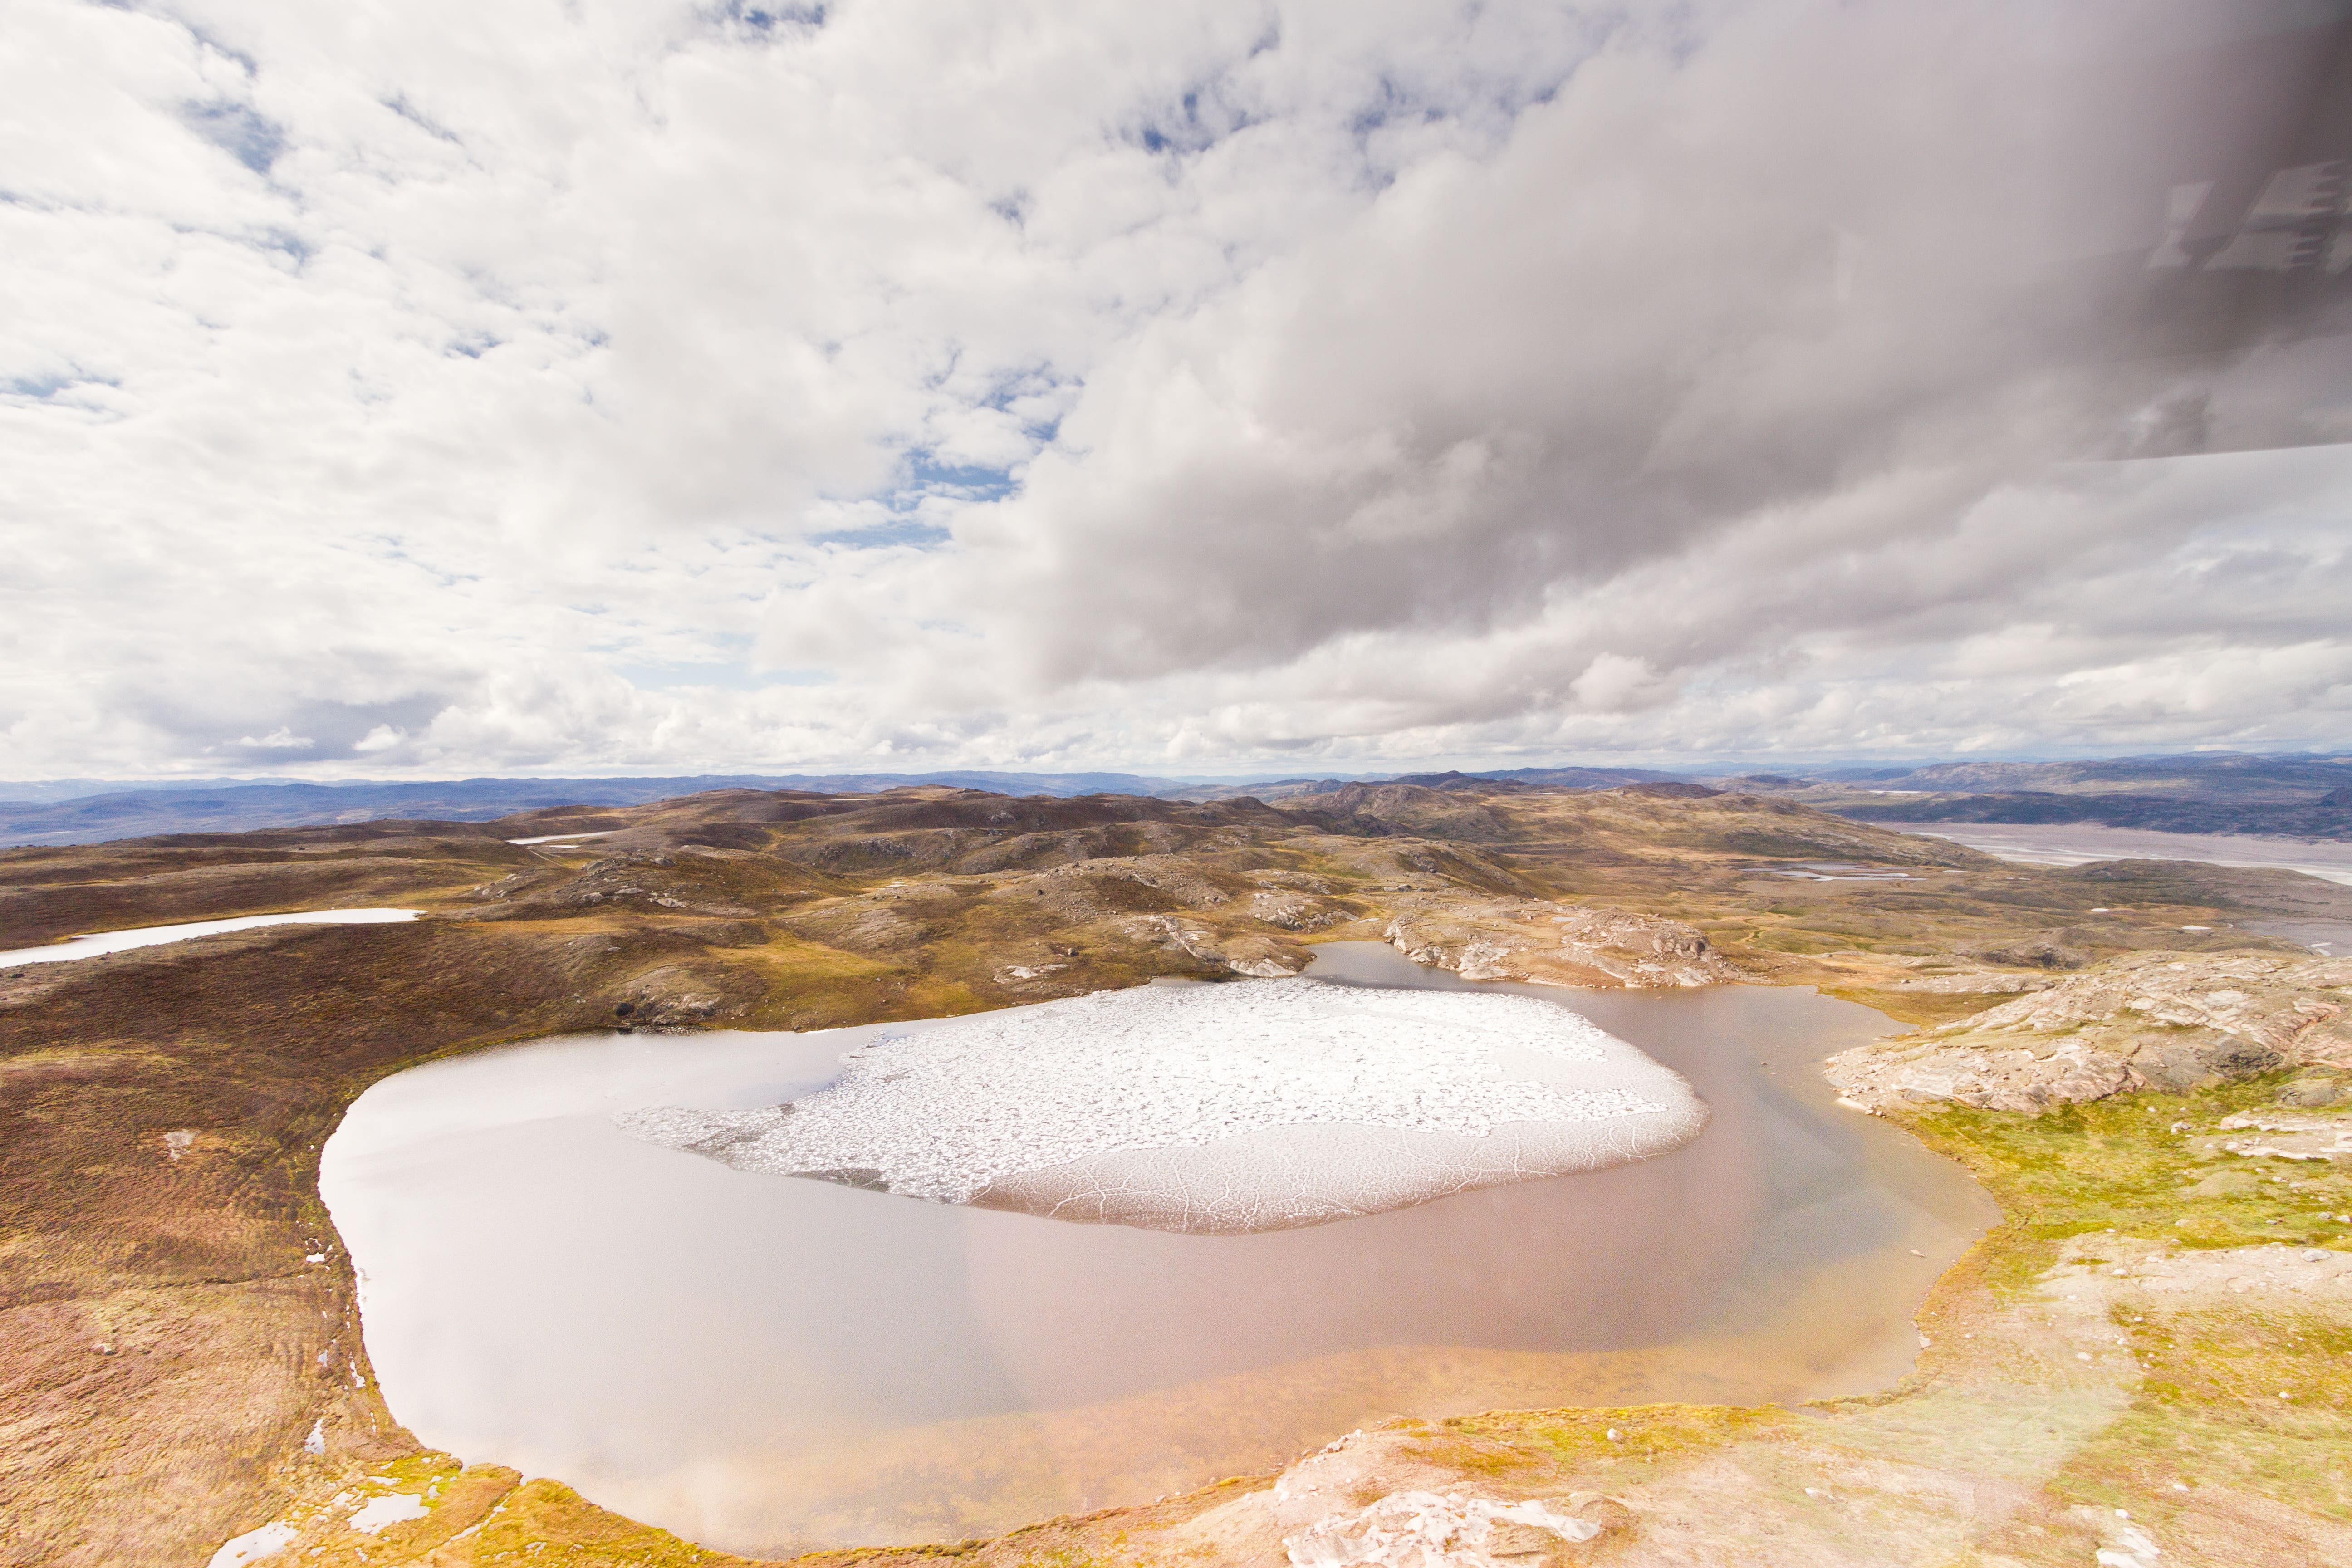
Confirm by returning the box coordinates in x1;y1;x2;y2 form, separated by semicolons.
1826;953;2352;1114
1385;900;1741;988
1957;953;2352;1054
2197;1108;2352;1162
612;962;760;1030
1125;915;1312;977
1806;952;2060;996
1250;888;1350;931
1284;1489;1605;1565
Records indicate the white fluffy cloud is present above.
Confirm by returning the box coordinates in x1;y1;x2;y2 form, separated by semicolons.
3;0;2347;778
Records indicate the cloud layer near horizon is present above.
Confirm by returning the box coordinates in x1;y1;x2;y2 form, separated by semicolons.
5;0;2349;778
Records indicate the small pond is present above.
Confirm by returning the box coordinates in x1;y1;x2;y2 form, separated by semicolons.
321;942;1993;1557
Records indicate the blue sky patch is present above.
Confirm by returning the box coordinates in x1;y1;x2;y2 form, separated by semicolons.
184;101;286;176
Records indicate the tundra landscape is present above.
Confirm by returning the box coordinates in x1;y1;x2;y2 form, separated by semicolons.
10;2;2352;1564
5;778;2349;1566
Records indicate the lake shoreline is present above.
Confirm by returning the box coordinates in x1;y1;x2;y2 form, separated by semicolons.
322;944;1994;1556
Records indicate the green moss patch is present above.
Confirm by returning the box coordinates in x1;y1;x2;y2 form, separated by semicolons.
1903;1079;2352;1278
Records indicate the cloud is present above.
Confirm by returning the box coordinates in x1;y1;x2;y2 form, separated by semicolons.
230;727;314;751
2;0;2347;779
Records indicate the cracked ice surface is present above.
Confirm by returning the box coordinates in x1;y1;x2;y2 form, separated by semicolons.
618;979;1707;1234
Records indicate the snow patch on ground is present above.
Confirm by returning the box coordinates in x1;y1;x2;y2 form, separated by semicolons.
620;978;1707;1234
0;908;421;967
206;1522;297;1568
347;1493;430;1534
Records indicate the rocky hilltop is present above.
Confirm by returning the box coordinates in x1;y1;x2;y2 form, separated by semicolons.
1384;898;1741;988
1826;952;2352;1113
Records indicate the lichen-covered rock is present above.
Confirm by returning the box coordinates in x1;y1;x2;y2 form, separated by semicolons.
1124;915;1312;976
1953;953;2352;1055
1882;967;2059;996
614;963;759;1030
1251;889;1349;931
1825;953;2352;1114
1969;936;2089;970
1284;1490;1602;1567
1826;1036;2137;1113
2126;1030;2283;1091
1803;952;2064;997
1384;900;1740;988
2200;1108;2352;1162
2281;1076;2345;1107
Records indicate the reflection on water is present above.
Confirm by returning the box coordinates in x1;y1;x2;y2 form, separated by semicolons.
1900;823;2352;887
322;944;1993;1555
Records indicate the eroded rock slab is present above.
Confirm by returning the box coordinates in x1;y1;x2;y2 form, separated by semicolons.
1384;901;1740;988
619;979;1706;1234
1284;1490;1601;1567
2200;1109;2352;1163
1826;954;2352;1114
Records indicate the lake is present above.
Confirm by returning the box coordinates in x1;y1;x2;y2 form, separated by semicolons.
1900;823;2352;887
320;942;1993;1556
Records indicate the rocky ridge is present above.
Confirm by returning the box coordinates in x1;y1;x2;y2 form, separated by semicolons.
1383;899;1741;988
1826;953;2352;1114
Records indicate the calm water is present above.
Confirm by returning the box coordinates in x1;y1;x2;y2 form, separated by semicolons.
2241;919;2352;956
322;944;1992;1555
1901;823;2352;887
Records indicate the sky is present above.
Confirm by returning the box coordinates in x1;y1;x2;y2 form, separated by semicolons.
4;0;2350;780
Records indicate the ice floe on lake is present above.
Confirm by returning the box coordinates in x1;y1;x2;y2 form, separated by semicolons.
619;977;1706;1234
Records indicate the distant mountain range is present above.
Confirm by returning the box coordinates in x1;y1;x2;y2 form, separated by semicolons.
1794;753;2352;800
3;752;2346;847
1775;752;2352;841
0;774;1223;846
1831;790;2352;836
0;765;1706;846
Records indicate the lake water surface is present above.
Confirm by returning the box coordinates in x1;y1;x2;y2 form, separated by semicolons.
322;943;1993;1556
1901;823;2352;887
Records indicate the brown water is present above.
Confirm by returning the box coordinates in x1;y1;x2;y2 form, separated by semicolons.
321;944;1993;1555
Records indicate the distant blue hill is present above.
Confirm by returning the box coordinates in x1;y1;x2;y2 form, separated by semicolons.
12;751;2340;847
0;773;1220;846
0;767;1694;847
